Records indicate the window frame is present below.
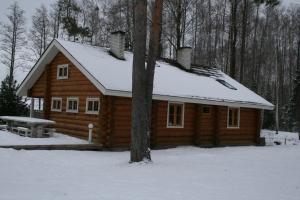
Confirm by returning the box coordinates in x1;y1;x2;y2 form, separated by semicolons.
166;102;185;128
66;97;79;113
51;97;62;112
227;107;240;129
85;97;100;115
57;64;69;80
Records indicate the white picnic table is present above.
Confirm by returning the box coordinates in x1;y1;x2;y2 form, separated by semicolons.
0;116;55;138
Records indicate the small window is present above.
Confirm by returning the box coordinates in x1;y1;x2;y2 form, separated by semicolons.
227;107;240;128
51;97;62;112
57;64;68;79
202;106;211;114
216;79;237;90
86;98;100;114
167;102;184;128
66;97;79;113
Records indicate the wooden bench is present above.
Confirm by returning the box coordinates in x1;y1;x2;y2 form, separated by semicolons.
17;127;32;137
11;127;19;134
0;124;8;130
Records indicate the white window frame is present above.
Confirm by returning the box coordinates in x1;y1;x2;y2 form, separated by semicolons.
227;107;240;129
166;101;185;128
51;97;62;112
57;64;69;79
66;97;79;113
85;97;100;115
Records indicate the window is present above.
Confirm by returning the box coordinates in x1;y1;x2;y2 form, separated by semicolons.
66;97;79;113
57;64;68;79
167;102;184;128
227;107;240;128
51;97;62;112
216;79;237;90
86;98;100;114
202;106;211;114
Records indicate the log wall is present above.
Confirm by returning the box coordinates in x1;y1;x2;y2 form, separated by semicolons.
29;52;261;148
30;53;103;143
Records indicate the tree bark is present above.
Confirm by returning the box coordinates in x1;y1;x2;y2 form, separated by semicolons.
229;0;239;79
131;0;151;162
240;0;248;83
146;0;164;146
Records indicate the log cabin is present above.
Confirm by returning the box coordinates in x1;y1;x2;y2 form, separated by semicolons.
17;31;274;148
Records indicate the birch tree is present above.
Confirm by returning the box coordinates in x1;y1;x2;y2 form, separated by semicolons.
30;5;51;60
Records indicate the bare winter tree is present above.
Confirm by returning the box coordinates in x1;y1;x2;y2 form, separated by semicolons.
0;2;26;89
29;5;51;60
228;0;240;79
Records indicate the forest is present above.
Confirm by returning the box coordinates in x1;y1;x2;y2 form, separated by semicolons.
0;0;300;133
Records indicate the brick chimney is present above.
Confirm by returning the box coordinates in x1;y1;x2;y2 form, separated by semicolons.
109;31;125;60
177;47;192;70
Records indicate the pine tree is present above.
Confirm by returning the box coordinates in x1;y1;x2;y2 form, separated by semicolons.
0;76;28;116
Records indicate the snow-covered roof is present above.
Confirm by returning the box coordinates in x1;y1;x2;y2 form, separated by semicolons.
17;39;274;110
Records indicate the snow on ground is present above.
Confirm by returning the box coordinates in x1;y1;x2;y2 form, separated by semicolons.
261;129;299;146
0;130;87;145
0;146;299;200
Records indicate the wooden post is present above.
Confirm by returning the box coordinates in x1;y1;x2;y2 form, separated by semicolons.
194;105;201;145
30;98;34;118
44;65;51;119
214;106;220;146
150;101;158;148
107;96;114;148
256;109;264;144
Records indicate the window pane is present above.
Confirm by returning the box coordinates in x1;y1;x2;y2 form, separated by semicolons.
176;105;182;125
57;101;61;109
68;101;73;110
88;101;93;111
233;109;238;126
94;101;99;111
73;101;77;110
229;109;233;126
63;67;68;76
168;105;174;126
59;68;63;76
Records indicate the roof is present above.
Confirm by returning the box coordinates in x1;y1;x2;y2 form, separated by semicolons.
17;39;274;110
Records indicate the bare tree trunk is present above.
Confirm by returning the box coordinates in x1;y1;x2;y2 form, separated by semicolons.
298;40;300;71
252;4;259;91
240;0;248;83
207;0;212;66
229;0;239;79
131;0;151;162
221;0;227;71
176;0;182;51
275;41;279;134
146;0;164;148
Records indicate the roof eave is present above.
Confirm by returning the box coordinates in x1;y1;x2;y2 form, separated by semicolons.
105;89;274;110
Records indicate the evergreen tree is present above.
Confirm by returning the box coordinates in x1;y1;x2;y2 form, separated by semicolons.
0;76;28;117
